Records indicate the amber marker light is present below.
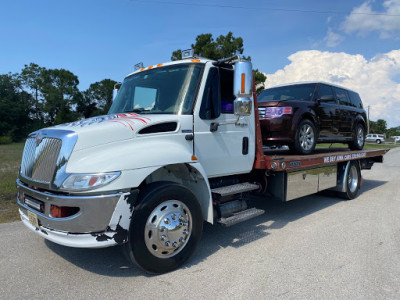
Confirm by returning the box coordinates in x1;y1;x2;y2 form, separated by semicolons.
156;63;163;67
241;73;245;94
191;59;200;62
140;68;146;71
191;155;198;161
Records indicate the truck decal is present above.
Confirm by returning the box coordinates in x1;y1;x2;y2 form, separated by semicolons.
59;113;151;131
323;152;367;163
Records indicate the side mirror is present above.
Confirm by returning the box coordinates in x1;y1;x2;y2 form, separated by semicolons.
113;82;122;101
233;60;253;116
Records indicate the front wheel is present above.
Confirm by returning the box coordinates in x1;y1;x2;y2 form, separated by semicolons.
376;139;382;144
124;182;203;273
348;123;365;150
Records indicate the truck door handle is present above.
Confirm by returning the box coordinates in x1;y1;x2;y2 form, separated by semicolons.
185;134;194;141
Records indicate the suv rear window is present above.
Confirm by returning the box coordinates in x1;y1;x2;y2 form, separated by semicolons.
258;84;316;102
348;91;363;108
334;87;351;106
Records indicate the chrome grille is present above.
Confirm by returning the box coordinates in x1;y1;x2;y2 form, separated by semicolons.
258;107;266;119
20;137;62;183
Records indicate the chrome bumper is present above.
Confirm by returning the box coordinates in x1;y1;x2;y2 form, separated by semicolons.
17;179;124;233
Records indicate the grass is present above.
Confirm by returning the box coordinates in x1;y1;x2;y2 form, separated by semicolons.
0;143;24;223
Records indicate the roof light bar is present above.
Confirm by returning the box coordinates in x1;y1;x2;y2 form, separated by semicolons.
182;49;194;59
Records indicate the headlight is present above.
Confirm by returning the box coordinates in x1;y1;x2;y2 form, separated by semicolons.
61;172;121;191
264;106;292;118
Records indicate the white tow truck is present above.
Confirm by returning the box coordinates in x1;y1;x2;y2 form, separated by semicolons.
17;51;388;273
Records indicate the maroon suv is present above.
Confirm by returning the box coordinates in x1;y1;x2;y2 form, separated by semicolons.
257;82;367;154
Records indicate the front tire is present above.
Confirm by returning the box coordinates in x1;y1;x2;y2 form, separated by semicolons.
124;182;203;273
348;123;365;150
376;139;382;144
293;119;317;155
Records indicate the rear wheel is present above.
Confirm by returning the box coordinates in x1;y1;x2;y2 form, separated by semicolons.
293;119;316;155
340;161;361;200
348;123;365;150
124;182;203;273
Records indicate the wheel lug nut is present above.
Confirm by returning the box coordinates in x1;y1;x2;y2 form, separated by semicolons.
179;237;185;243
164;218;169;224
179;216;184;221
160;235;166;241
160;226;166;232
165;241;171;247
183;229;188;235
171;214;177;220
172;241;177;248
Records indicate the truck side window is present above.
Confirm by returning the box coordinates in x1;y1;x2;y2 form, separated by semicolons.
219;68;235;113
200;67;221;119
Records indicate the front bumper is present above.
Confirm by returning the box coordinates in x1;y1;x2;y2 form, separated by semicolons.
17;179;138;248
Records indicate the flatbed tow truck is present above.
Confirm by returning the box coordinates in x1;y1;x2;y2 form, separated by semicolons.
16;53;388;273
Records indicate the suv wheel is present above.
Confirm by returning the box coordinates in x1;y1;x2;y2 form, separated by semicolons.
293;119;316;155
348;123;365;150
376;139;382;144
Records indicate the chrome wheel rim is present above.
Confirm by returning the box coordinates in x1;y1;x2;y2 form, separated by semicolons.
348;165;358;193
357;127;364;147
299;124;315;151
144;200;192;259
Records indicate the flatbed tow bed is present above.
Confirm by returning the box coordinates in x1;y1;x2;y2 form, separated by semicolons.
261;148;389;171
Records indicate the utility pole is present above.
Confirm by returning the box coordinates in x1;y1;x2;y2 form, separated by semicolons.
367;105;370;134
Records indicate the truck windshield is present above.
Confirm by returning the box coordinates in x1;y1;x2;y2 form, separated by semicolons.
109;63;203;115
258;83;316;102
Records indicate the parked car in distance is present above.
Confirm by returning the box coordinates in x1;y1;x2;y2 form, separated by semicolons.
365;134;386;144
257;82;367;154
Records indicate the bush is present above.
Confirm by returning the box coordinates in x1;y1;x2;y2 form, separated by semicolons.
0;136;13;144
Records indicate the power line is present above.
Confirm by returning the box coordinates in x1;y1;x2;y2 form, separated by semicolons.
130;0;400;17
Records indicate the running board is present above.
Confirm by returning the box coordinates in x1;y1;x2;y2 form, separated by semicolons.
217;207;265;227
211;182;259;197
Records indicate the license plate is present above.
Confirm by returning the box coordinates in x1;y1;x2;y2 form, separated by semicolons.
27;210;39;228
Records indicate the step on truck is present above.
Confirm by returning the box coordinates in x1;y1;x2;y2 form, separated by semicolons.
17;51;388;273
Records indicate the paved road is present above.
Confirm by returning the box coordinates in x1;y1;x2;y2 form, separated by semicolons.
1;148;400;300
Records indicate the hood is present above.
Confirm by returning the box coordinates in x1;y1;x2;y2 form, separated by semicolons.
48;113;181;151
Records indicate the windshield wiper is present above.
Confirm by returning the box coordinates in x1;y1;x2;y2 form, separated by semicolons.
124;108;151;113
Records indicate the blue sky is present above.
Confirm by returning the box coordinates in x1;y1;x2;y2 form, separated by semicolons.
1;0;400;126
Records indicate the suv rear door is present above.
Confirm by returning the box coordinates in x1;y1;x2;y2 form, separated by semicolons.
315;84;339;138
333;87;353;137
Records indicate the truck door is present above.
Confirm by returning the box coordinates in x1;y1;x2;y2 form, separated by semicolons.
193;65;255;177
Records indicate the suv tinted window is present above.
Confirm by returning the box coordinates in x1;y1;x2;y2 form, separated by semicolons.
316;84;335;103
258;83;316;102
334;87;351;106
348;91;363;108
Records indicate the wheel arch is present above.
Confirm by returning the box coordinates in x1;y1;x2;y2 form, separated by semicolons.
139;163;213;224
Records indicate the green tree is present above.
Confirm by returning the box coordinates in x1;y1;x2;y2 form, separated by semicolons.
20;63;45;122
254;69;267;94
171;32;266;91
369;119;387;134
0;74;34;141
79;79;117;117
40;68;80;125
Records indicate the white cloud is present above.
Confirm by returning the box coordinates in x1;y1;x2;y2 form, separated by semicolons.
323;28;345;47
341;0;400;39
262;50;400;127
